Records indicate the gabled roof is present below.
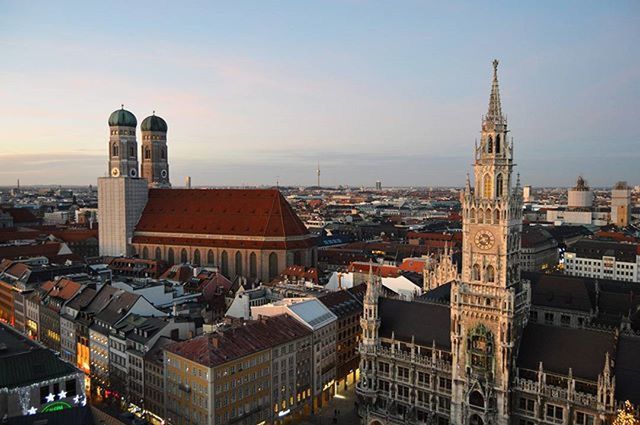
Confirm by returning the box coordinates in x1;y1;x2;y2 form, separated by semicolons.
134;189;311;245
527;273;594;312
94;290;141;326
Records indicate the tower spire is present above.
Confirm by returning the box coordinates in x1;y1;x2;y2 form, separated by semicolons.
486;59;504;126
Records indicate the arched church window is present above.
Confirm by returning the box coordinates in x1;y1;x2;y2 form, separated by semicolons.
494;208;500;223
487;136;493;153
269;252;278;280
129;146;135;157
142;247;149;259
472;264;481;281
193;249;201;266
207;249;215;266
112;143;119;157
249;252;257;279
180;248;188;264
221;251;229;276
167;248;175;264
496;174;503;198
495;134;501;153
470;414;484;425
235;251;243;276
155;247;162;261
485;209;492;224
161;149;166;160
486;265;495;283
144;148;151;159
483;174;492;198
470;208;476;222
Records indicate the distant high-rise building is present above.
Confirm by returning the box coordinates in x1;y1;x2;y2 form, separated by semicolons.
567;175;593;209
523;184;533;203
375;180;382;191
611;181;631;227
185;176;192;189
316;162;321;187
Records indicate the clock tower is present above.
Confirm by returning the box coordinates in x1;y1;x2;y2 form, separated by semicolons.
450;60;530;425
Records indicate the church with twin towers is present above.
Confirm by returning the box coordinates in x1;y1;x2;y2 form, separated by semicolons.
98;109;317;282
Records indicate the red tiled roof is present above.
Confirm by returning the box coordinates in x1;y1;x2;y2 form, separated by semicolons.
278;266;319;284
41;278;82;301
0;208;40;224
0;242;63;261
166;314;311;367
348;262;400;278
399;258;428;273
135;189;310;239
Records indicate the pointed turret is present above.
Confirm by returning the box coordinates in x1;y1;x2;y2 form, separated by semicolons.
485;59;505;126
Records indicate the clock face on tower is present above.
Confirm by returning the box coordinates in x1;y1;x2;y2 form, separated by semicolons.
111;168;120;177
474;230;495;250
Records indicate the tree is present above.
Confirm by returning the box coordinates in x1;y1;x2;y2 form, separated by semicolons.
614;401;640;425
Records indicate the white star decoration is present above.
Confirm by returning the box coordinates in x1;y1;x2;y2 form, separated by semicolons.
45;393;55;403
27;406;37;415
73;395;80;404
57;390;67;399
81;396;87;407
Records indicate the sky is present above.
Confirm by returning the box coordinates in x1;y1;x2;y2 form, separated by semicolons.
0;1;639;188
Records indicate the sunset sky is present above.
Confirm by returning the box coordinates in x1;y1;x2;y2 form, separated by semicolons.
1;1;638;187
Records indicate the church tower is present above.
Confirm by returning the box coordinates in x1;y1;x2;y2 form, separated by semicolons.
99;107;149;256
141;112;171;188
450;61;530;425
108;106;140;178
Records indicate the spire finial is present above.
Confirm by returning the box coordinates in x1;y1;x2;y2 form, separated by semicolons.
153;110;156;115
121;104;124;110
485;59;504;126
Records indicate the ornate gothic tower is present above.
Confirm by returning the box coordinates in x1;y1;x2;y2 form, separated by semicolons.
450;61;530;425
140;113;171;188
356;266;382;404
108;106;139;178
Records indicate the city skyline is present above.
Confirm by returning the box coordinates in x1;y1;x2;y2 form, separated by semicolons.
1;1;639;187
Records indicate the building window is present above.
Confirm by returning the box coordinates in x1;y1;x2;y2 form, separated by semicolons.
144;148;151;159
112;143;119;157
560;315;571;327
221;251;229;276
487;136;493;153
519;397;535;413
235;251;243;276
397;366;409;380
544;312;554;325
483;174;492;198
576;412;595;425
472;264;481;281
180;248;188;263
193;249;201;266
530;310;538;322
249;252;257;279
495;134;501;153
167;248;175;264
545;404;563;423
486;265;495;283
269;252;278;280
155;247;162;260
207;249;215;266
496;173;503;198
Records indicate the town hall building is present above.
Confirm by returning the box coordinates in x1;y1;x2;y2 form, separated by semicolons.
356;61;640;425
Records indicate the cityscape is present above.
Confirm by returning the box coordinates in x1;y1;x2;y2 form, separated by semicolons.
1;2;639;425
